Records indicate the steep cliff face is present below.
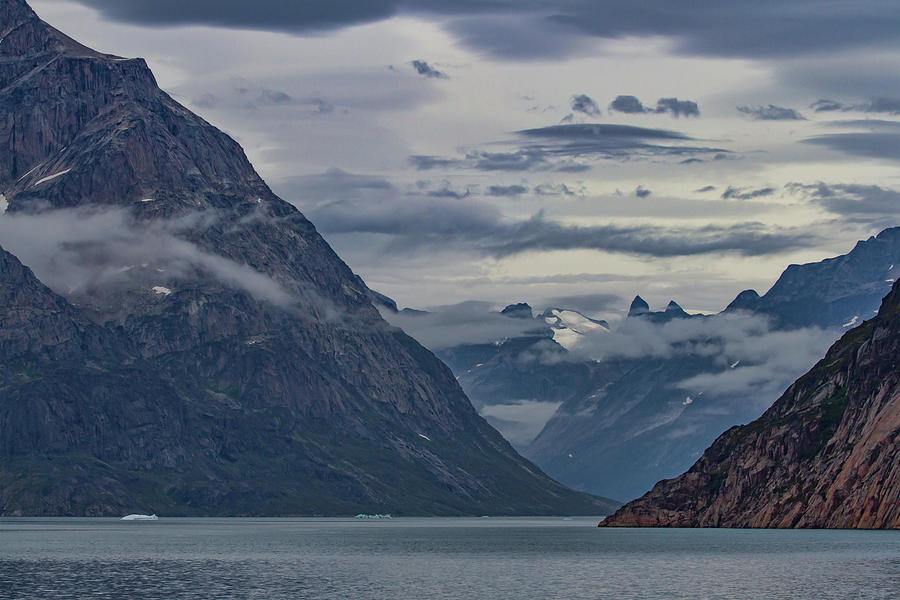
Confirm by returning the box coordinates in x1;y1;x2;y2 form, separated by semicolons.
0;0;616;516
601;280;900;528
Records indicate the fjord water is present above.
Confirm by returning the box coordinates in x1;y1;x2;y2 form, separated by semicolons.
1;518;898;599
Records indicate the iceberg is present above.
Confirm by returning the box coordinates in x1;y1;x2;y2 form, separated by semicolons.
121;514;158;520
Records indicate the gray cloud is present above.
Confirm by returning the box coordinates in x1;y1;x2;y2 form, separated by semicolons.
309;191;819;259
379;300;543;349
571;94;601;116
479;400;564;447
609;96;700;118
609;95;647;114
802;132;900;162
823;119;900;131
410;60;448;79
257;88;292;104
655;97;699;118
534;182;580;196
721;186;775;200
423;180;473;199
273;168;396;209
192;92;217;108
486;184;529;197
564;310;835;410
737;104;805;120
812;97;900;114
811;99;846;112
541;292;623;315
72;1;900;62
787;182;900;223
0;207;295;307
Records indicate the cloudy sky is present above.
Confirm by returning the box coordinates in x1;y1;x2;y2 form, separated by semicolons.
32;0;900;318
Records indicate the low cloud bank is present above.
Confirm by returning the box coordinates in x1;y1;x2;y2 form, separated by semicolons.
0;207;295;307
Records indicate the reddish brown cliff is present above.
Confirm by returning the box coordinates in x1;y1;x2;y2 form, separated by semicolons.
601;279;900;528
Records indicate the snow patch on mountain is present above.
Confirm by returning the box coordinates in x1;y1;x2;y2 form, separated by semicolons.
543;308;609;350
32;169;71;187
842;315;859;328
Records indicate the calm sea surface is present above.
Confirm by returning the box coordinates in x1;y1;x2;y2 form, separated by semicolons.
1;517;898;599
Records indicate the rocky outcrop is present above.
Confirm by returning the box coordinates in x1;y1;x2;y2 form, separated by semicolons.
0;0;616;517
600;280;900;528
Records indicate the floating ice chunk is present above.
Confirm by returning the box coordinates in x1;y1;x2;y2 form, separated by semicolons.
730;360;741;369
121;514;158;521
842;316;859;328
140;198;157;203
152;286;172;296
683;396;693;406
418;433;431;441
32;169;71;187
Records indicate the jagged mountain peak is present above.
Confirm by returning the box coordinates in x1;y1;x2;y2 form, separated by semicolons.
1;0;112;60
628;295;650;317
501;302;534;319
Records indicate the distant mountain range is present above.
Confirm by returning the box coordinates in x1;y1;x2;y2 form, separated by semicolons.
390;227;900;502
601;278;900;528
0;0;614;517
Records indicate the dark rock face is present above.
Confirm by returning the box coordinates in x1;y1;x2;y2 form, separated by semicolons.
601;280;900;528
0;0;616;517
627;296;650;317
724;228;900;329
501;303;534;320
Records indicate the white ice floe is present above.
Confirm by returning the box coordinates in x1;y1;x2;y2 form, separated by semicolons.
418;433;431;441
32;169;72;187
683;396;693;406
140;198;157;203
730;360;741;369
152;286;172;296
842;315;859;328
121;514;158;521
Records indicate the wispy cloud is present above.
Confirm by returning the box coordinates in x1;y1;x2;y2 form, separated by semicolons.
737;104;805;120
0;207;296;308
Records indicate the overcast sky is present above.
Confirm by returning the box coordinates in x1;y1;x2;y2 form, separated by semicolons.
31;0;900;318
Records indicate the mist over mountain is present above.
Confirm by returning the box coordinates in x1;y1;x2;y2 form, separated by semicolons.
0;0;615;517
602;279;900;528
387;228;900;501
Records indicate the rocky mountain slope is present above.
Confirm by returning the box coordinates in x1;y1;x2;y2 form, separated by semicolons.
419;229;900;502
725;228;900;329
0;0;616;516
601;279;900;528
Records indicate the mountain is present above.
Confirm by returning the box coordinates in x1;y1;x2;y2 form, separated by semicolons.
420;229;900;503
523;298;729;502
725;228;900;329
526;232;900;502
0;0;616;517
601;279;900;528
435;304;621;447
